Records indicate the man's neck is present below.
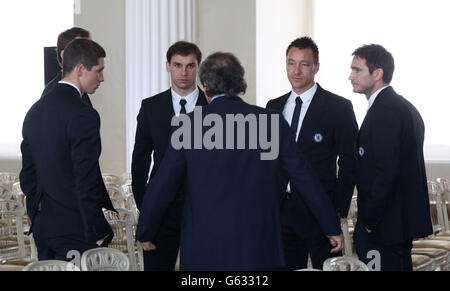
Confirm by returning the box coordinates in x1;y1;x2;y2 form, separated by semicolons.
62;75;82;93
292;82;315;96
172;85;197;97
366;82;388;100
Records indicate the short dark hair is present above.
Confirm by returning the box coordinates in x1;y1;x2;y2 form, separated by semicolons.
286;37;319;64
199;52;247;97
166;41;202;64
56;27;90;67
352;44;395;84
62;39;105;77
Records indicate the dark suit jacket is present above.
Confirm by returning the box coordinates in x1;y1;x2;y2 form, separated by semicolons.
355;86;433;245
42;71;92;106
20;83;114;243
131;88;208;208
136;96;341;271
267;84;358;236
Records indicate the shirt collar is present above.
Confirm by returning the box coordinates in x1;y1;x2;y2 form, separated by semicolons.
368;85;389;110
58;80;82;97
171;87;199;105
288;82;318;104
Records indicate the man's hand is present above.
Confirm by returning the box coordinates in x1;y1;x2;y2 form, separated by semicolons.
140;241;157;251
327;234;344;253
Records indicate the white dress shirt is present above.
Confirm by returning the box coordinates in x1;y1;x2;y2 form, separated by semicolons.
283;83;318;141
367;86;389;110
171;87;199;116
58;80;82;97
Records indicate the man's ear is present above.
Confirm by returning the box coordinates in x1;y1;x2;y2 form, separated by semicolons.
313;62;320;74
166;61;171;73
373;68;384;82
75;63;85;77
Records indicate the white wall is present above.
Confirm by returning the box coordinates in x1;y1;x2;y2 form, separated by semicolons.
256;0;312;107
74;0;127;176
197;0;256;105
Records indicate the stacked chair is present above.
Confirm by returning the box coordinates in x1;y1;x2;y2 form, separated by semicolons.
102;173;143;271
410;180;450;271
0;173;38;269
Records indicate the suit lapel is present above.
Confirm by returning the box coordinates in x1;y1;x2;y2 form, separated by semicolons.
297;85;327;145
276;93;291;112
359;86;392;138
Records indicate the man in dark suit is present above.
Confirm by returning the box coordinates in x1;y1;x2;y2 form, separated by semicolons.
136;51;344;271
349;44;433;271
42;27;92;108
266;37;358;270
131;41;208;270
20;39;114;261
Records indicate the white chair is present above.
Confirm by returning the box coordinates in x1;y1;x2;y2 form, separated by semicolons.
322;256;369;271
103;208;143;271
412;248;448;271
412;255;434;271
1;185;37;261
0;185;13;200
23;260;80;271
121;183;139;220
428;181;446;234
81;247;130;271
0;199;27;260
0;173;19;189
437;178;450;233
106;185;126;209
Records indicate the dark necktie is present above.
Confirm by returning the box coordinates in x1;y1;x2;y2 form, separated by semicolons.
180;99;187;114
290;96;303;139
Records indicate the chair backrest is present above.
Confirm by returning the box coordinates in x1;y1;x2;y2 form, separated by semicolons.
340;218;353;256
0;173;19;187
106;185;126;209
103;208;142;270
23;260;80;271
121;183;139;220
322;256;369;271
428;180;446;233
437;178;450;232
0;185;13;200
0;199;26;259
81;247;130;271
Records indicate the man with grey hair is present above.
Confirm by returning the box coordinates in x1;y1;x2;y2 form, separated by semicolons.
136;52;343;270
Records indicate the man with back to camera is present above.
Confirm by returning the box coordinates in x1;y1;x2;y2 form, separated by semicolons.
20;39;115;260
266;37;358;270
349;44;433;271
131;41;208;270
136;51;344;271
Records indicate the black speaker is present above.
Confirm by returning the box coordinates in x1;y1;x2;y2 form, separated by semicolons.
44;46;60;86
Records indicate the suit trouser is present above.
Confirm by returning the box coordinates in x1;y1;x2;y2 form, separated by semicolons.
280;193;340;270
143;193;184;271
354;226;413;271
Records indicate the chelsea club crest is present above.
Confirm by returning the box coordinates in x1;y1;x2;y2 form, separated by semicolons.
314;133;323;143
359;147;365;157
